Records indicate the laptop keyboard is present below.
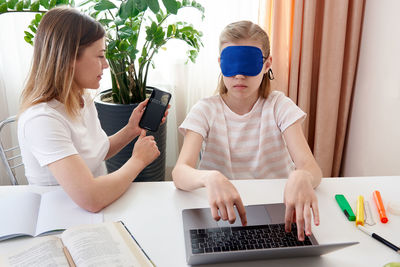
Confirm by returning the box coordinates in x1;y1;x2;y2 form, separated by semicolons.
190;223;312;254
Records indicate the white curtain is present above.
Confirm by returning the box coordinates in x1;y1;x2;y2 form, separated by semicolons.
0;13;35;184
0;0;260;182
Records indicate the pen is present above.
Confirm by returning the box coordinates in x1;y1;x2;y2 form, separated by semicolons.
357;225;400;254
335;194;356;221
373;190;388;223
356;195;364;226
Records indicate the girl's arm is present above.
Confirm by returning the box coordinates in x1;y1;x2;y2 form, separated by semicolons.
172;130;247;225
48;130;159;212
283;120;322;241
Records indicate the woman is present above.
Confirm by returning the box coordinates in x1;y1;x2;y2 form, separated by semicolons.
18;7;164;212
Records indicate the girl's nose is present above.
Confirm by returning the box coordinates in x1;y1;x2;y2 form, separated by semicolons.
234;74;246;79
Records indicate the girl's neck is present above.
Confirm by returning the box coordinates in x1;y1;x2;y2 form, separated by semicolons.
221;93;259;115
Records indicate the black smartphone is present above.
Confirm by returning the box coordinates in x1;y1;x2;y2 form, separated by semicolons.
139;88;171;132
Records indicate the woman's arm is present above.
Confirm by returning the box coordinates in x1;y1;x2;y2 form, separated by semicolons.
48;130;159;212
172;130;247;225
105;99;148;160
105;99;169;160
282;120;322;240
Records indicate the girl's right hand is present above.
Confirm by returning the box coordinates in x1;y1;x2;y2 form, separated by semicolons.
131;130;160;168
203;171;247;226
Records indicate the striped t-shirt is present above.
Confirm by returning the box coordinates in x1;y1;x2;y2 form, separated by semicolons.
179;91;306;180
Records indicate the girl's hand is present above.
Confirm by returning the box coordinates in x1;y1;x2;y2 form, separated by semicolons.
131;130;160;167
126;99;149;138
283;170;319;241
204;171;247;226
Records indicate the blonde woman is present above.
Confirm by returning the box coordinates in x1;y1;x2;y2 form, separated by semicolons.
172;21;322;241
18;7;164;212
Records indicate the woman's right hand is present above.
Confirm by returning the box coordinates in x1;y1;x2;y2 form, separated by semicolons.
203;171;247;226
131;130;160;168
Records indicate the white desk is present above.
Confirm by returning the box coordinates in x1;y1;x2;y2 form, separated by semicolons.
1;176;399;266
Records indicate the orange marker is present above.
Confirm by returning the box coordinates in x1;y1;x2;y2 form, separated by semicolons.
373;190;388;223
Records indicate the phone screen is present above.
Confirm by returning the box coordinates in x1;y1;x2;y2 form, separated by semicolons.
139;88;171;132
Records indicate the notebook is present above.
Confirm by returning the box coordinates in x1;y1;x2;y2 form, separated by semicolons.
182;203;358;265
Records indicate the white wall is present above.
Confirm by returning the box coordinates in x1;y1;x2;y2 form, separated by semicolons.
342;0;400;176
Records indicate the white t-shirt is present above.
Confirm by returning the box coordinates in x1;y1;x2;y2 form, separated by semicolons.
18;95;110;185
179;91;306;180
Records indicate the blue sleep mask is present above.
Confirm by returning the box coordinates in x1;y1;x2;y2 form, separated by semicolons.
220;46;265;77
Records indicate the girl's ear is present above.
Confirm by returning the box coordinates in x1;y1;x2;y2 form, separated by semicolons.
263;56;272;73
218;57;221;64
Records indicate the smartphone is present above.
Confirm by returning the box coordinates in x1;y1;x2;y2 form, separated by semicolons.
139;88;171;132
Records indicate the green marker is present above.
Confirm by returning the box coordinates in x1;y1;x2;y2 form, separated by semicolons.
335;194;356;221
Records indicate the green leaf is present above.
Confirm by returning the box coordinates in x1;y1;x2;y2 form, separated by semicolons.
15;0;23;10
30;0;39;11
94;0;116;11
48;0;56;7
99;18;113;26
145;0;158;13
34;12;42;22
162;0;177;14
107;40;117;51
23;0;30;8
28;24;36;33
24;35;33;45
7;0;18;9
39;0;49;9
141;46;147;57
0;0;6;5
118;26;133;39
0;2;7;13
133;0;147;11
24;30;33;38
167;24;172;37
118;40;129;51
127;46;138;60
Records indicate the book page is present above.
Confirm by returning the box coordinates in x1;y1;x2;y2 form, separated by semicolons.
62;222;152;267
35;189;103;235
0;236;70;267
0;192;41;241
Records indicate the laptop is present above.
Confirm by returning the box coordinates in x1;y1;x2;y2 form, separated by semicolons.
182;203;358;265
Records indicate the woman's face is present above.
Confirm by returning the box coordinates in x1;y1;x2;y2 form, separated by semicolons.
219;39;271;100
74;37;108;90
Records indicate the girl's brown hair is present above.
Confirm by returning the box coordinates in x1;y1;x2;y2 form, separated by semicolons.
217;21;271;98
19;6;105;118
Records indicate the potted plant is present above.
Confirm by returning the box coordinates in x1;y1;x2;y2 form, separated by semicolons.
1;0;204;181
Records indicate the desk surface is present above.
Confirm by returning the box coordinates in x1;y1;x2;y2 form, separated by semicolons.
1;176;399;266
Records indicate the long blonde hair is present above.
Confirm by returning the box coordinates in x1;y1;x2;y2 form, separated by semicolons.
217;21;271;98
19;6;105;118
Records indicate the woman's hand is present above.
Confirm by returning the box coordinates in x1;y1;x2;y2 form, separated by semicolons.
283;170;319;241
203;171;247;226
131;130;160;168
125;99;149;138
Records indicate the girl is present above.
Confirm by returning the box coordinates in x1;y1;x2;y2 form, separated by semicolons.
18;7;164;212
172;21;322;241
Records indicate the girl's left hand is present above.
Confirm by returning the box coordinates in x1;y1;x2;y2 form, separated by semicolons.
283;170;320;241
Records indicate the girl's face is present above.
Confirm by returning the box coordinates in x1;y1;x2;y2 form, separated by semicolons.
74;37;109;90
219;39;271;100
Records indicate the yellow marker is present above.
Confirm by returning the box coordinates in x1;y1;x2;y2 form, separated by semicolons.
356;195;365;226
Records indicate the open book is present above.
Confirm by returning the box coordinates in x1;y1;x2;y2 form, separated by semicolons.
0;189;102;241
0;221;155;267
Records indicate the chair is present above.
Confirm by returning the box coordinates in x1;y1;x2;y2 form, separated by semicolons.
0;115;23;185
